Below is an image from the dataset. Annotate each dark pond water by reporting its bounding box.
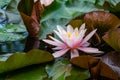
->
[0,38,26,54]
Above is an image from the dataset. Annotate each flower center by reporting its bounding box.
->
[67,31,79,38]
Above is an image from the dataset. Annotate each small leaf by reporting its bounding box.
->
[0,49,54,73]
[103,28,120,51]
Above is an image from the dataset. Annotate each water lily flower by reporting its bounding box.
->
[43,23,103,58]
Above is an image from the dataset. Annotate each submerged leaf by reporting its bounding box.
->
[0,49,54,73]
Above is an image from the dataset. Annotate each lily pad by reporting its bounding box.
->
[0,49,54,73]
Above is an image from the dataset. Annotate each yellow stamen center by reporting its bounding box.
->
[67,32,71,38]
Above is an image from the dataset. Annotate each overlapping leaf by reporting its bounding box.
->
[71,54,120,79]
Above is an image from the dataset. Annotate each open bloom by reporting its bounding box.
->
[43,23,103,58]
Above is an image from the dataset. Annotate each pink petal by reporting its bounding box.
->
[52,47,63,50]
[65,39,73,48]
[54,30,65,42]
[67,25,73,33]
[70,49,79,59]
[80,29,97,45]
[73,29,86,47]
[57,25,66,34]
[52,48,69,58]
[49,36,64,45]
[78,47,104,53]
[81,42,90,47]
[79,23,85,31]
[43,39,64,47]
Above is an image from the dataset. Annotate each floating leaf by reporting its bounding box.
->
[103,28,120,51]
[46,58,89,80]
[0,49,54,73]
[70,55,94,69]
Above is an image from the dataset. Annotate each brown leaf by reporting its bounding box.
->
[71,52,120,79]
[103,28,120,51]
[84,11,120,45]
[18,0,44,37]
[101,51,120,79]
[18,0,44,51]
[70,55,99,69]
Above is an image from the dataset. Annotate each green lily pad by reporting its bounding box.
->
[0,49,54,73]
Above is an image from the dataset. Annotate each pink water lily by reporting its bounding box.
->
[43,23,103,58]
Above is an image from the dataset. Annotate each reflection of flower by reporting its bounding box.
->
[43,23,103,58]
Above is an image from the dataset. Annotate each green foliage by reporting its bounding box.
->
[96,0,120,12]
[40,0,99,39]
[0,49,54,73]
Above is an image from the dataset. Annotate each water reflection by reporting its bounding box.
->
[0,38,26,54]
